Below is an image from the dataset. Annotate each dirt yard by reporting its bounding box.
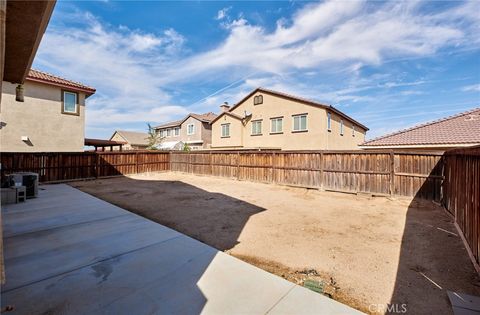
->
[70,173,480,314]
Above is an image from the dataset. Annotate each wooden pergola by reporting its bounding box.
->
[84,138,126,152]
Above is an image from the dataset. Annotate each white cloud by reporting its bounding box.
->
[462,84,480,92]
[182,1,469,77]
[33,1,479,137]
[216,7,231,20]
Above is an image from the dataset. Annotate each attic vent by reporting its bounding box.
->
[254,95,263,105]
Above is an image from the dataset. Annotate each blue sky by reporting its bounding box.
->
[33,0,480,140]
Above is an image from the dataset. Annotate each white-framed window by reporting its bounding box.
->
[221,123,230,137]
[292,114,307,132]
[270,117,283,133]
[352,125,355,137]
[174,127,180,136]
[62,91,78,114]
[159,130,166,137]
[254,95,263,105]
[251,120,262,135]
[167,129,172,137]
[187,124,195,135]
[327,112,331,131]
[340,119,344,136]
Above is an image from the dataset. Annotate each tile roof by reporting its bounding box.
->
[112,130,149,146]
[154,112,218,129]
[362,108,480,147]
[189,112,218,123]
[26,69,96,95]
[154,120,183,129]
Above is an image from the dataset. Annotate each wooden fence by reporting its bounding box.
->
[443,146,480,270]
[1,148,479,271]
[170,150,444,201]
[0,151,170,182]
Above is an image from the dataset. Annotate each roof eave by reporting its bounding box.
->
[3,1,56,84]
[26,77,96,96]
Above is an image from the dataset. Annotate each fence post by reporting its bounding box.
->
[95,153,100,178]
[389,151,395,196]
[320,151,324,190]
[272,152,276,183]
[236,151,240,180]
[209,151,213,175]
[135,151,139,174]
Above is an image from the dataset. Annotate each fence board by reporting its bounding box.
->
[443,146,480,270]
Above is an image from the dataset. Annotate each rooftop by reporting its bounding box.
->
[26,69,96,95]
[111,130,149,146]
[362,107,480,147]
[155,112,218,129]
[211,87,368,130]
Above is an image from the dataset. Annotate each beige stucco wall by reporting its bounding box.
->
[211,114,244,148]
[0,80,86,152]
[211,92,367,150]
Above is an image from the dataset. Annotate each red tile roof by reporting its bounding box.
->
[362,108,480,147]
[26,69,96,95]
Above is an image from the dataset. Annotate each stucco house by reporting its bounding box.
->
[1,69,95,152]
[360,107,480,151]
[210,88,368,150]
[110,130,149,150]
[154,112,217,150]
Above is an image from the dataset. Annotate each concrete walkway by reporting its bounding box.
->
[1,184,362,314]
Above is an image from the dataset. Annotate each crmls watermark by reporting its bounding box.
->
[368,303,407,314]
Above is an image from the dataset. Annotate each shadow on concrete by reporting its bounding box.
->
[71,176,266,251]
[388,161,480,314]
[2,179,272,314]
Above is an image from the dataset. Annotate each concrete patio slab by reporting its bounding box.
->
[1,184,362,314]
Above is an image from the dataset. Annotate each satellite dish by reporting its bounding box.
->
[244,110,252,117]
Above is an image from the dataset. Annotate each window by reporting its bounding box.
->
[174,127,180,136]
[167,129,172,137]
[251,120,262,135]
[292,114,307,132]
[253,95,263,105]
[187,124,195,135]
[270,117,283,133]
[160,130,166,137]
[62,91,78,114]
[340,119,344,135]
[352,125,355,137]
[327,112,331,131]
[221,123,230,137]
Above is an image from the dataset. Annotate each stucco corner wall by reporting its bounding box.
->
[0,81,86,152]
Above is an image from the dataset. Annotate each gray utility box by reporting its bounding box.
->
[7,172,39,198]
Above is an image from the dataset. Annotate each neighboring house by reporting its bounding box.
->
[210,88,368,150]
[110,130,149,150]
[0,69,95,152]
[154,112,217,150]
[360,107,480,151]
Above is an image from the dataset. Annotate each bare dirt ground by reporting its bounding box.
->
[70,172,480,314]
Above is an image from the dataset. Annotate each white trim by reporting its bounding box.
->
[63,91,77,113]
[187,124,195,135]
[292,114,307,132]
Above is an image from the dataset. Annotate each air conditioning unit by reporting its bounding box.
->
[7,172,39,198]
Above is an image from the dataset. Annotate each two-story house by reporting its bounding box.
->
[210,88,368,150]
[154,112,217,150]
[0,69,96,152]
